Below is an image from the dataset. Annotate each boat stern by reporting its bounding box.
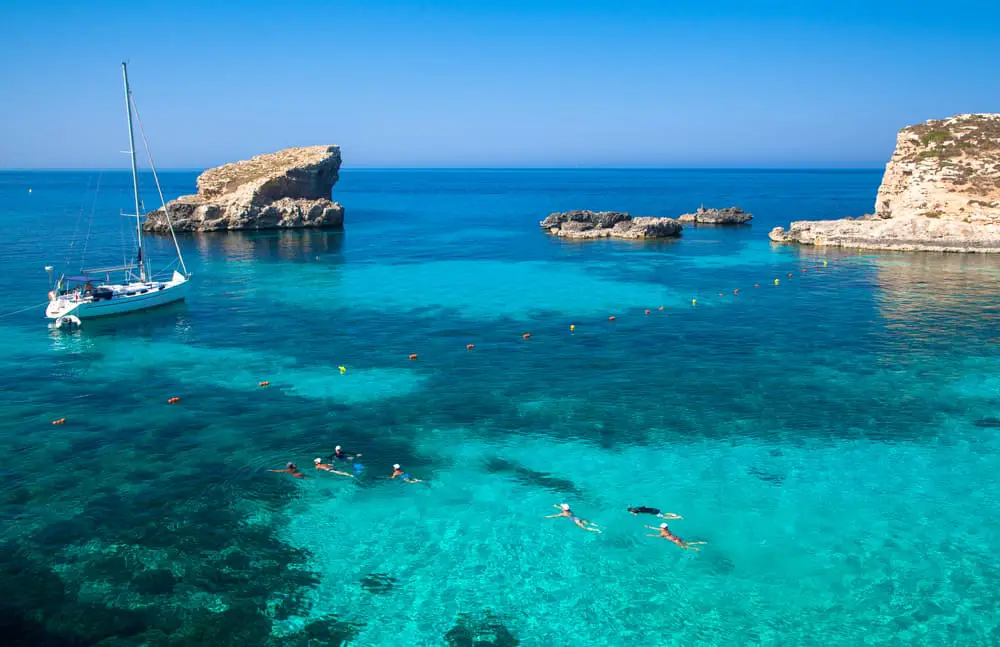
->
[46,298,79,319]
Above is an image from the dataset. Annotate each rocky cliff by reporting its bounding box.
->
[770,114,1000,252]
[144,145,344,233]
[540,211,682,239]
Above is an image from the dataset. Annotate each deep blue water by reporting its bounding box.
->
[1,169,999,645]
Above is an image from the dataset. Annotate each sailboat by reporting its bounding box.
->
[45,62,190,324]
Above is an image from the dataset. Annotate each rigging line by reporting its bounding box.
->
[130,95,188,276]
[64,174,94,268]
[79,170,104,270]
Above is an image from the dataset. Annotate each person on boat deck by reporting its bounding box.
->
[390,463,422,483]
[628,506,682,520]
[328,445,361,462]
[545,503,602,533]
[269,462,305,479]
[314,457,354,478]
[646,522,705,551]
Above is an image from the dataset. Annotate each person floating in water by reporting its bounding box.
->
[546,503,602,533]
[269,462,306,479]
[390,463,422,483]
[646,522,705,551]
[328,445,361,463]
[628,506,682,520]
[314,457,354,478]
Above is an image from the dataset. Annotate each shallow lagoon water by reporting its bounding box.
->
[1,169,999,645]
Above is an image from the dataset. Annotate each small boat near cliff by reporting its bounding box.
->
[45,62,190,322]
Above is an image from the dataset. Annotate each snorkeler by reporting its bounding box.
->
[545,503,602,533]
[390,463,422,483]
[646,523,705,551]
[314,458,355,478]
[628,506,682,520]
[328,445,362,462]
[269,462,306,479]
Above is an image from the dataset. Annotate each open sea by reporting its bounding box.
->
[1,168,999,646]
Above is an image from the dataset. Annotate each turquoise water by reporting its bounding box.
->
[2,169,999,645]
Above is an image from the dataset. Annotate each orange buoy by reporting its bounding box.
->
[167,397,180,404]
[409,354,418,360]
[522,333,531,339]
[466,344,475,350]
[258,381,270,387]
[52,418,66,425]
[733,289,739,295]
[608,316,616,321]
[644,309,650,315]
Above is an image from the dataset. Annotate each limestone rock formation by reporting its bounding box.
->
[678,206,752,225]
[144,145,344,233]
[770,114,1000,252]
[540,210,682,239]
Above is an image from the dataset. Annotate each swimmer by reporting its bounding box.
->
[390,463,423,483]
[269,462,306,479]
[628,506,682,520]
[646,523,705,551]
[545,503,602,533]
[328,445,361,462]
[313,457,354,478]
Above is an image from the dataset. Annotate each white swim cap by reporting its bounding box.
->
[660,522,668,528]
[335,445,341,451]
[393,464,400,469]
[314,458,322,464]
[560,503,570,510]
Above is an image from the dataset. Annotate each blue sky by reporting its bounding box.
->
[1,0,998,168]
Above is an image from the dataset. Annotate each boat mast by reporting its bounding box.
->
[122,62,146,282]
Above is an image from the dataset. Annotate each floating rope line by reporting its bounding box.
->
[0,300,52,320]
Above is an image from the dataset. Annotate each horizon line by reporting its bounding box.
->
[0,166,885,172]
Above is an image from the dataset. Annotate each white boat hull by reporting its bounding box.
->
[46,273,189,320]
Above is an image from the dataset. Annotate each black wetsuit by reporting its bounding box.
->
[628,506,661,516]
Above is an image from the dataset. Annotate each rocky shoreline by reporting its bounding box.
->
[540,205,749,240]
[540,211,682,239]
[144,145,344,233]
[678,206,752,225]
[770,113,1000,253]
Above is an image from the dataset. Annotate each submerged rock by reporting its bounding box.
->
[770,114,1000,252]
[678,205,753,224]
[444,610,520,647]
[540,210,682,239]
[144,145,344,233]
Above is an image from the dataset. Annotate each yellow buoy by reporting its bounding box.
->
[823,260,828,266]
[774,278,780,285]
[570,324,575,332]
[691,299,697,306]
[338,366,346,374]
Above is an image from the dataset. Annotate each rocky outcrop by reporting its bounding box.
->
[770,114,1000,252]
[144,145,344,233]
[540,210,682,239]
[678,206,752,225]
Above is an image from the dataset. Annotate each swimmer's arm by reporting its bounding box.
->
[544,513,563,518]
[331,470,354,477]
[659,513,683,520]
